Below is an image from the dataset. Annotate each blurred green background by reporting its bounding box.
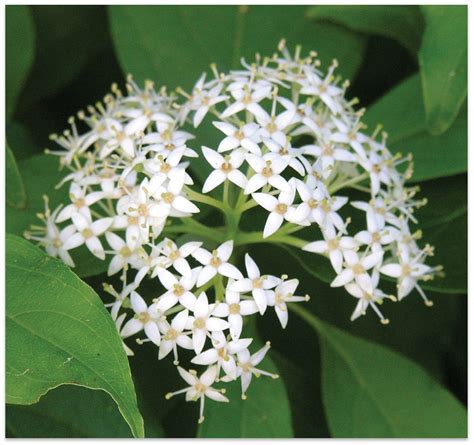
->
[5,5,467,438]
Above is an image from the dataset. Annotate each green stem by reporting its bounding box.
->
[234,231,307,249]
[328,172,369,194]
[162,220,225,244]
[195,275,218,296]
[223,180,230,205]
[214,274,225,301]
[185,187,228,213]
[164,304,184,316]
[182,218,226,242]
[239,197,258,213]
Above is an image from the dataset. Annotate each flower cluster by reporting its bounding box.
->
[25,41,441,422]
[179,40,442,321]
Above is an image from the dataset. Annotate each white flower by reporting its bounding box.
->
[100,121,137,159]
[352,198,400,232]
[302,138,356,174]
[380,248,436,303]
[312,194,349,233]
[201,146,248,193]
[120,177,168,237]
[355,226,399,253]
[115,313,136,356]
[140,149,186,180]
[25,201,76,267]
[345,273,396,324]
[112,213,147,251]
[157,309,193,363]
[330,115,368,159]
[229,254,280,314]
[191,331,252,380]
[165,366,228,424]
[153,169,200,216]
[62,213,112,259]
[331,250,384,294]
[359,150,396,196]
[256,103,295,143]
[120,291,163,345]
[122,106,170,136]
[222,281,259,340]
[142,126,197,158]
[154,267,200,312]
[186,292,230,353]
[262,136,308,176]
[267,278,309,328]
[244,153,290,194]
[303,226,357,273]
[189,74,228,127]
[252,187,303,238]
[55,184,105,223]
[222,342,278,400]
[213,121,261,155]
[159,238,202,277]
[105,232,140,276]
[103,280,137,321]
[47,118,96,165]
[192,240,243,287]
[221,83,271,121]
[299,64,343,114]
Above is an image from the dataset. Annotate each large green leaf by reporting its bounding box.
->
[264,336,330,437]
[422,212,466,294]
[20,6,111,104]
[6,5,35,120]
[291,305,467,438]
[417,174,467,229]
[364,74,466,181]
[6,122,41,161]
[109,5,366,90]
[6,154,108,278]
[307,5,424,57]
[419,6,467,135]
[6,386,132,438]
[6,235,144,438]
[6,142,27,210]
[197,324,293,438]
[415,174,467,294]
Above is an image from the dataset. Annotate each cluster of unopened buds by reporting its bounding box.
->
[25,40,442,423]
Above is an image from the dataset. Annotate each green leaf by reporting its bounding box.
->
[6,386,132,438]
[364,74,466,181]
[269,345,330,437]
[417,174,467,229]
[197,324,293,438]
[307,5,424,57]
[6,154,108,278]
[419,6,467,135]
[6,5,35,120]
[20,6,111,104]
[6,234,144,438]
[6,122,41,161]
[109,5,366,91]
[291,305,467,438]
[6,142,27,210]
[422,212,466,294]
[415,175,467,294]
